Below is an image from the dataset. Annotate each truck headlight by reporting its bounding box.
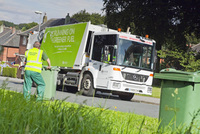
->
[112,82,121,89]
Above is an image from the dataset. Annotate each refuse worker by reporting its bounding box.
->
[23,41,51,101]
[101,47,111,63]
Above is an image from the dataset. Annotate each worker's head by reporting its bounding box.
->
[33,41,41,49]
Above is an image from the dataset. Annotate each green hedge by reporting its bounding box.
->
[2,67,17,78]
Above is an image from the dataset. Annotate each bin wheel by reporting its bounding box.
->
[81,73,95,96]
[119,93,134,101]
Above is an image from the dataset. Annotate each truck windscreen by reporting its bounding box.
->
[117,38,153,70]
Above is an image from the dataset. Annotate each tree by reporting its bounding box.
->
[103,0,200,72]
[72,10,90,22]
[0,20,16,27]
[72,10,105,25]
[19,22,37,31]
[90,13,105,25]
[185,33,200,45]
[0,20,38,31]
[158,49,200,72]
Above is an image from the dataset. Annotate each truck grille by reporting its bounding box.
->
[121,72,149,82]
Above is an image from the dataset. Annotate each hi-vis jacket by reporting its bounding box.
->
[25,48,43,73]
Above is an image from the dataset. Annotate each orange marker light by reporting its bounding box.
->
[113,67,121,71]
[118,28,121,32]
[149,74,154,77]
[145,35,149,38]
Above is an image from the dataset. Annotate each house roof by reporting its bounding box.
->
[19,18,78,36]
[0,27,12,44]
[0,17,78,48]
[2,32,20,47]
[0,26,20,47]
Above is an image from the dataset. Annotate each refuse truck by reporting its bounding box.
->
[38,21,156,100]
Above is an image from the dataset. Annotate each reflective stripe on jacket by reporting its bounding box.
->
[25,48,43,73]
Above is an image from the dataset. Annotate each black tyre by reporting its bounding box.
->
[81,73,95,96]
[119,93,134,101]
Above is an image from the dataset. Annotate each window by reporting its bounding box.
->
[117,38,153,70]
[85,31,93,53]
[22,36,27,45]
[92,34,117,62]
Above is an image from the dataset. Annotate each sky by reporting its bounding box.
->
[0,0,104,24]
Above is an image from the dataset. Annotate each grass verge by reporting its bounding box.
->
[136,86,161,98]
[0,87,198,133]
[0,89,161,134]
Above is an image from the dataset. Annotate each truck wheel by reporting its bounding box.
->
[119,93,134,101]
[81,74,95,96]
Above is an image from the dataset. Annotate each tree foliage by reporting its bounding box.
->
[103,0,200,48]
[18,22,38,31]
[185,33,200,45]
[103,0,200,72]
[0,20,38,31]
[72,10,105,25]
[158,49,200,72]
[0,20,17,28]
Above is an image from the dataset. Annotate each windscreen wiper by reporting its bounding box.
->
[121,66,126,70]
[137,69,142,72]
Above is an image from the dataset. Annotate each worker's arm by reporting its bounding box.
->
[46,58,51,69]
[42,51,51,69]
[19,58,27,69]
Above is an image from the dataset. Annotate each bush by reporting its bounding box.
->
[2,67,17,78]
[158,49,200,72]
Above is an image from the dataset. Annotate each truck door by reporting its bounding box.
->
[91,34,117,88]
[97,63,111,88]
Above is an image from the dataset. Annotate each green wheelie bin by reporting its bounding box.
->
[41,66,60,100]
[154,68,200,132]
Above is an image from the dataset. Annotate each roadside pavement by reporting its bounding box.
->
[132,95,160,105]
[0,76,24,83]
[0,76,160,105]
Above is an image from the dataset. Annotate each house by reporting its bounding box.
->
[0,25,20,64]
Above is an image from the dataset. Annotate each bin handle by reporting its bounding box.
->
[42,66,60,71]
[42,66,52,71]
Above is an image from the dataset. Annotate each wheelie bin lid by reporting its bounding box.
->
[154,68,200,82]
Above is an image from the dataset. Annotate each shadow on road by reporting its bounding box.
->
[56,86,120,101]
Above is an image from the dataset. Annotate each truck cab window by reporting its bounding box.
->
[85,31,93,54]
[92,34,117,62]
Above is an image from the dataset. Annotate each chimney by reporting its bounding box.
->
[0,25,4,33]
[42,12,47,23]
[12,27,16,34]
[65,13,70,24]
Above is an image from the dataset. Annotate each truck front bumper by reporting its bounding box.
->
[109,80,152,95]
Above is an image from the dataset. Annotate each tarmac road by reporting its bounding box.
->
[0,76,160,118]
